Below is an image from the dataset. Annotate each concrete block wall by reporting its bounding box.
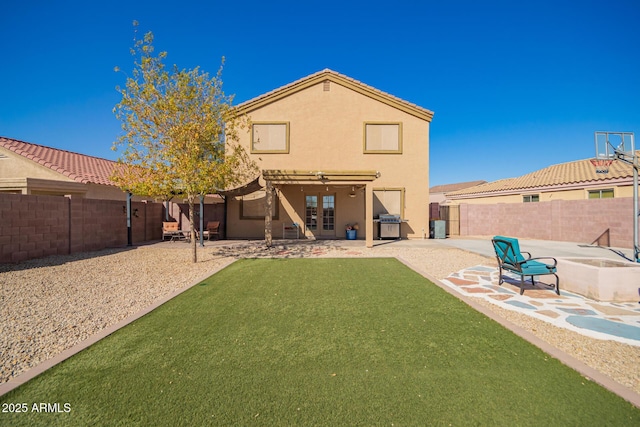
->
[459,198,636,248]
[1,194,71,263]
[141,202,164,242]
[0,194,166,263]
[553,198,633,247]
[71,198,129,253]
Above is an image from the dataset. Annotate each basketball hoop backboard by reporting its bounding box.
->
[592,131,639,263]
[594,131,635,161]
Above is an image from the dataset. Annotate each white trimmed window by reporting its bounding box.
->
[364,123,402,153]
[251,122,289,153]
[523,194,539,203]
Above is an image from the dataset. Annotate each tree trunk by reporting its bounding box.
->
[189,197,197,263]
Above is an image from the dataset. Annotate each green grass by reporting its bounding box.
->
[1,258,639,426]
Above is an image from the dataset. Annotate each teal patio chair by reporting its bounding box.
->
[491,236,560,295]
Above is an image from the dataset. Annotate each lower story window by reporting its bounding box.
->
[373,188,404,217]
[240,190,279,219]
[523,194,539,203]
[588,189,614,199]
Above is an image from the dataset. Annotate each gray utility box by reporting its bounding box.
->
[430,220,446,239]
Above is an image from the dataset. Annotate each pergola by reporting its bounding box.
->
[236,169,381,247]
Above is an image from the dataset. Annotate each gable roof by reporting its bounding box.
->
[0,137,118,186]
[429,180,487,194]
[235,69,434,122]
[447,155,638,198]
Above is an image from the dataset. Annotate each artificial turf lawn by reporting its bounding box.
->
[1,258,639,426]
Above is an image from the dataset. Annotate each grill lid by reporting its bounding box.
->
[379,214,401,223]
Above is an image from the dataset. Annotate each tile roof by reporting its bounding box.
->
[236,69,434,122]
[429,180,487,194]
[0,137,118,186]
[447,154,638,197]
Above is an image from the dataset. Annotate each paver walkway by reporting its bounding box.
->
[441,265,640,346]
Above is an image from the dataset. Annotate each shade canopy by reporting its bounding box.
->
[217,176,263,197]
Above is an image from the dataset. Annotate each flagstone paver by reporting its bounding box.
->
[441,265,640,347]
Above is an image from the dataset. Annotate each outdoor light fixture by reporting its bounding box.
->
[349,186,356,198]
[123,206,139,217]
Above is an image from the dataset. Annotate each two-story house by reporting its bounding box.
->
[225,69,434,247]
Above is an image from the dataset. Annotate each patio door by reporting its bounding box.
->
[305,194,336,237]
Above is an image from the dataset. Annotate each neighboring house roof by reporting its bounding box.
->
[447,155,638,198]
[0,136,118,186]
[429,180,487,194]
[235,69,434,122]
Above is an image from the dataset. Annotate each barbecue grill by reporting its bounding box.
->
[376,214,403,240]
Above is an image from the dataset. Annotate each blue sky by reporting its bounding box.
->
[1,0,638,186]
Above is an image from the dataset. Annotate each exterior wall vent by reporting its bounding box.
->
[323,80,330,91]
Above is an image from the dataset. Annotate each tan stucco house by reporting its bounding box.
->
[429,180,487,204]
[445,155,639,204]
[225,69,434,247]
[0,137,223,204]
[2,70,434,247]
[0,137,130,200]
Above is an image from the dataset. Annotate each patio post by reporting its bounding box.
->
[365,182,373,248]
[265,180,273,247]
[199,195,204,247]
[126,192,133,246]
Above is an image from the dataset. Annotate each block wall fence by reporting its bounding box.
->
[4,193,635,263]
[458,198,636,249]
[0,193,225,263]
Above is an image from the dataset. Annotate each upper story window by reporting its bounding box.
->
[523,194,539,203]
[251,122,289,153]
[588,189,614,199]
[363,122,402,154]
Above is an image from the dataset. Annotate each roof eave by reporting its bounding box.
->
[234,70,434,122]
[447,176,636,199]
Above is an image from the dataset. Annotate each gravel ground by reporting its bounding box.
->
[1,240,638,396]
